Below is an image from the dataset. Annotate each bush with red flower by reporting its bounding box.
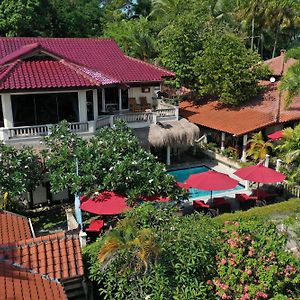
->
[212,219,300,299]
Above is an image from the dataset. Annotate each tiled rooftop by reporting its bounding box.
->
[0,37,175,91]
[0,232,84,280]
[180,81,300,136]
[265,50,297,76]
[0,262,67,300]
[0,211,32,244]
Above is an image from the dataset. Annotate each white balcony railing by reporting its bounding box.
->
[1,106,179,143]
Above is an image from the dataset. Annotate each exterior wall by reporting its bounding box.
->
[264,124,284,135]
[128,86,159,105]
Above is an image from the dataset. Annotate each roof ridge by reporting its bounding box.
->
[0,60,21,82]
[59,59,102,86]
[125,55,175,76]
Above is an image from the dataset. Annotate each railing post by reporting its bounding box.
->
[88,120,96,134]
[47,124,52,136]
[264,154,270,167]
[175,106,179,120]
[0,128,9,143]
[153,113,157,124]
[109,115,114,127]
[276,159,282,172]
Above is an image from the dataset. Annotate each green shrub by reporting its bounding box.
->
[214,198,300,224]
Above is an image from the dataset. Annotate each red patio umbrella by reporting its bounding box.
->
[80,191,130,215]
[233,163,285,183]
[184,170,239,199]
[176,181,189,191]
[267,130,283,141]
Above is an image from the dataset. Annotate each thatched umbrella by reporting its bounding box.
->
[148,118,200,148]
[148,118,200,164]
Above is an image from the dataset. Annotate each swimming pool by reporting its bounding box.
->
[168,165,244,199]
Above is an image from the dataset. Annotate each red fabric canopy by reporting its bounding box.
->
[184,170,239,191]
[80,191,130,215]
[86,219,104,232]
[267,130,283,141]
[234,163,285,183]
[176,181,189,191]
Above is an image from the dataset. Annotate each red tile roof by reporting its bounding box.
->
[0,211,32,244]
[180,81,300,136]
[0,37,174,91]
[0,59,121,91]
[0,262,67,300]
[0,232,84,280]
[265,50,297,76]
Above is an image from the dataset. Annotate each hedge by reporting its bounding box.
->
[214,198,300,224]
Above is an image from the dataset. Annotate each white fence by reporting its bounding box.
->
[1,106,179,142]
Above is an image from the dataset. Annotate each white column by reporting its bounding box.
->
[264,154,270,167]
[102,88,106,112]
[276,159,282,172]
[221,132,225,151]
[166,145,171,165]
[118,88,122,111]
[93,90,98,120]
[1,94,13,128]
[241,134,248,162]
[78,91,87,122]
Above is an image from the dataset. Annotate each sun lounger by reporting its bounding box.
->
[235,193,258,210]
[193,200,218,217]
[212,197,231,213]
[252,189,278,203]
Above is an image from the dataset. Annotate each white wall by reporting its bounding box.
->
[128,86,159,105]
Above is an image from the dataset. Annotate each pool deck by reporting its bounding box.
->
[169,159,251,203]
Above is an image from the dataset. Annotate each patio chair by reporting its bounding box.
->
[128,97,142,112]
[235,193,257,210]
[139,97,151,110]
[212,197,231,213]
[252,189,278,203]
[193,200,219,217]
[85,219,104,240]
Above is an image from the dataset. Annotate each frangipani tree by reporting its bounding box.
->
[0,142,42,208]
[42,121,186,204]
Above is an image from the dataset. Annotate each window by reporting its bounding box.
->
[11,92,79,126]
[121,89,128,110]
[141,87,150,93]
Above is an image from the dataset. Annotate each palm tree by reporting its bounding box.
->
[246,131,273,162]
[276,125,300,184]
[279,47,300,108]
[98,218,160,274]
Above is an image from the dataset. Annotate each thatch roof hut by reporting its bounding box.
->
[148,118,200,148]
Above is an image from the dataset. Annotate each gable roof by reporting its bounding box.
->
[180,81,300,136]
[0,262,67,300]
[0,231,84,281]
[0,37,175,91]
[0,210,32,244]
[265,50,297,76]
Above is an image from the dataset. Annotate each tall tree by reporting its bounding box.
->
[193,29,268,105]
[279,47,300,108]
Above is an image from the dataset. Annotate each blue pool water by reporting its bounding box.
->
[168,165,244,199]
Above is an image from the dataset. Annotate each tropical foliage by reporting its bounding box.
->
[194,29,269,105]
[42,121,186,203]
[0,142,42,208]
[276,125,300,185]
[280,47,300,108]
[84,204,300,300]
[246,131,273,162]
